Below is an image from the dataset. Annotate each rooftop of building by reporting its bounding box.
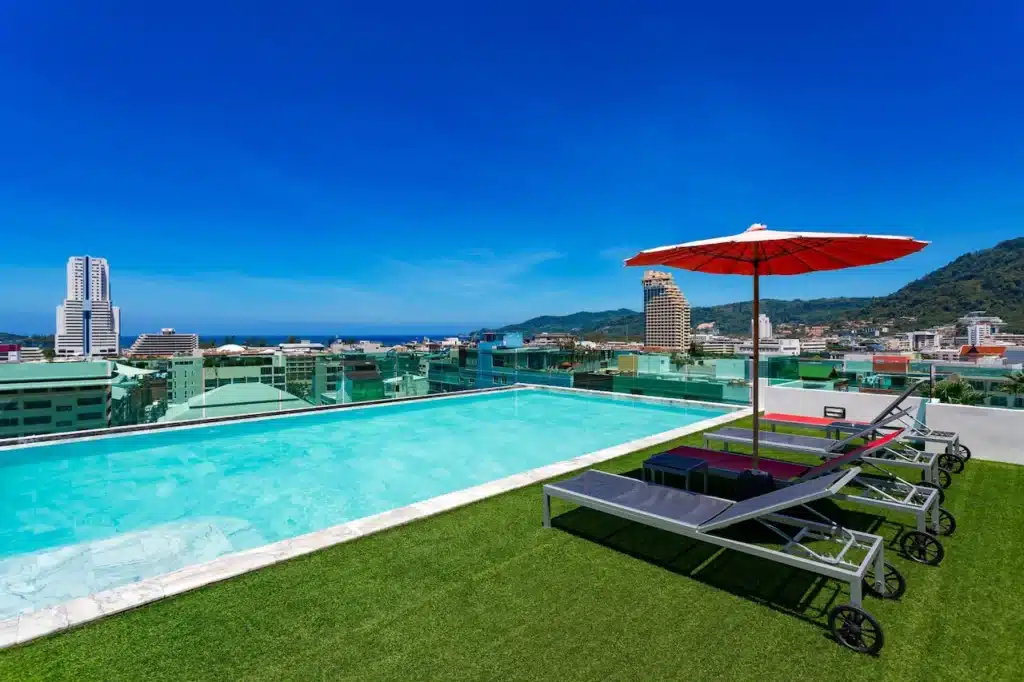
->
[959,345,1007,357]
[159,383,307,423]
[2,410,1020,680]
[344,370,383,381]
[278,342,326,351]
[0,361,112,384]
[489,346,569,355]
[112,363,156,378]
[133,329,198,337]
[383,374,427,385]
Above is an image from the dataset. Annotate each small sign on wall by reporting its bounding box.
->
[823,406,846,419]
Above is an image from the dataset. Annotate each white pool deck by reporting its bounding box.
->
[0,385,748,648]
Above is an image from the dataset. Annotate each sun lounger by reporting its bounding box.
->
[704,419,952,490]
[651,430,951,565]
[543,467,899,654]
[760,378,970,469]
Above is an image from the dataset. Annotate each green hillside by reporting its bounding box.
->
[692,298,869,334]
[854,237,1024,330]
[488,237,1024,336]
[494,309,640,334]
[488,298,869,337]
[0,332,54,346]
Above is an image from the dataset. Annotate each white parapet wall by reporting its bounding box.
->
[763,384,1023,465]
[763,385,928,424]
[925,402,1024,466]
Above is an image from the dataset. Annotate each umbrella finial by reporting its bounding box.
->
[747,223,767,232]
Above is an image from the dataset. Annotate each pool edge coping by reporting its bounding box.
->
[0,388,749,649]
[0,385,520,451]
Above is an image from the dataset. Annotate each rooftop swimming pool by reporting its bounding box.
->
[0,387,734,621]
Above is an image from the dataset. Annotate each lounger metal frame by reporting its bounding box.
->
[542,469,889,609]
[761,416,963,459]
[704,425,944,487]
[670,448,943,534]
[763,377,965,457]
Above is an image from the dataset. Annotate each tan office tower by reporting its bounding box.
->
[642,270,691,350]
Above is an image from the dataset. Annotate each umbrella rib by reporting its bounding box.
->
[808,236,908,266]
[787,240,857,270]
[802,239,860,267]
[681,250,745,271]
[763,241,816,273]
[787,241,840,270]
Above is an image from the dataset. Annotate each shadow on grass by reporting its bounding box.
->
[552,506,844,631]
[553,467,912,646]
[800,499,924,561]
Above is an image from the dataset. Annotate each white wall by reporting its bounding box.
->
[763,384,1023,465]
[926,402,1024,465]
[764,385,926,424]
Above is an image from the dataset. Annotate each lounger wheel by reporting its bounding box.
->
[956,444,971,462]
[828,605,884,655]
[938,453,965,475]
[900,530,945,566]
[916,480,946,504]
[863,561,906,600]
[937,467,952,489]
[938,507,957,536]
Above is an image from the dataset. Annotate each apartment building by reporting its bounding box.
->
[0,362,114,439]
[641,271,691,351]
[168,354,288,405]
[800,338,829,354]
[737,338,801,356]
[127,329,199,357]
[55,256,121,357]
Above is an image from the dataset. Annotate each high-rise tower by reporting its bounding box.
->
[642,270,691,350]
[56,256,121,357]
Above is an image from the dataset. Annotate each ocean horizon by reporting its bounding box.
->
[118,333,465,348]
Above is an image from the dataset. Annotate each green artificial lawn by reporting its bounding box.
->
[2,416,1023,681]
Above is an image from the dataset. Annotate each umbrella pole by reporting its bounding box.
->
[752,262,760,469]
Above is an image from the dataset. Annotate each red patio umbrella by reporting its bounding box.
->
[625,223,928,470]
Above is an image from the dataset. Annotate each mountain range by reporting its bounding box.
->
[487,237,1024,336]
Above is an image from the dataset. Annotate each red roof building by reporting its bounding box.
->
[959,345,1007,359]
[872,355,910,374]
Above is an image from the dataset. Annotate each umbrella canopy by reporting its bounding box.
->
[624,223,928,274]
[625,223,928,470]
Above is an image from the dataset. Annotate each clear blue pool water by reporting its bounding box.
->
[0,389,729,618]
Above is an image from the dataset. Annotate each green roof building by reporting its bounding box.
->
[0,362,116,439]
[159,383,307,423]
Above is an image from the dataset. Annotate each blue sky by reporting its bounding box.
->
[2,1,1022,334]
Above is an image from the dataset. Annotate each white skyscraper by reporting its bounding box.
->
[751,314,772,340]
[56,256,121,357]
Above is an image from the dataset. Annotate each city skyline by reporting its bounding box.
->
[2,3,1023,332]
[0,235,1017,336]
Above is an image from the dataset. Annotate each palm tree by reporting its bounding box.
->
[999,371,1024,395]
[999,371,1024,406]
[933,378,985,406]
